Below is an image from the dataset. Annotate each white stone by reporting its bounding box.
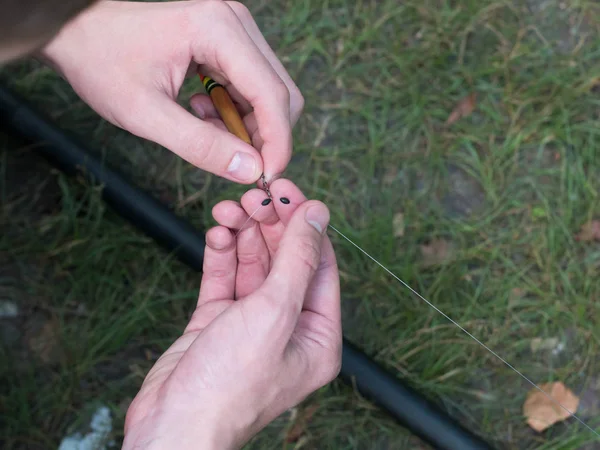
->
[58,406,112,450]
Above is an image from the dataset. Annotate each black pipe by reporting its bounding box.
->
[341,339,491,449]
[0,86,205,271]
[0,84,492,450]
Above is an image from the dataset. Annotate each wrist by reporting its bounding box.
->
[123,401,251,450]
[124,417,231,450]
[34,19,74,76]
[35,0,102,73]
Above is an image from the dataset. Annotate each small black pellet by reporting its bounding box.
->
[261,198,272,206]
[280,197,290,204]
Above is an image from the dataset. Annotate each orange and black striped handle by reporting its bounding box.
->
[199,74,252,146]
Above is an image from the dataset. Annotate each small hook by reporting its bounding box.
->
[260,174,272,199]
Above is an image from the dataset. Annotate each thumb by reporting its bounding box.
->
[259,201,330,314]
[126,92,263,183]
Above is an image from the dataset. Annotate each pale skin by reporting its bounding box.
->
[124,180,341,449]
[39,0,304,183]
[1,1,342,448]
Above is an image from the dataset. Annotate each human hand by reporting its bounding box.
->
[123,179,341,450]
[40,0,304,183]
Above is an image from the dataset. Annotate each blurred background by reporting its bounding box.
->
[1,0,600,448]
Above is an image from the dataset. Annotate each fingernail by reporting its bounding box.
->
[227,152,257,181]
[305,204,329,234]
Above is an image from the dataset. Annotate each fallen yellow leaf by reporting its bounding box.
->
[523,382,579,432]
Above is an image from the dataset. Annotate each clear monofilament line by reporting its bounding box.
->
[234,204,263,238]
[327,224,600,438]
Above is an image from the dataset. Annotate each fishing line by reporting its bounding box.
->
[195,73,597,437]
[234,203,265,238]
[234,177,274,238]
[327,224,600,438]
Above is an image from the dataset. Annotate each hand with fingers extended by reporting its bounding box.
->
[40,0,303,183]
[123,180,341,450]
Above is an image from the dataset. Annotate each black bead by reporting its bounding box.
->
[261,198,272,206]
[280,197,290,204]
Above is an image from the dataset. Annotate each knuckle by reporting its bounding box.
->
[202,0,232,16]
[294,238,321,273]
[256,82,292,141]
[226,1,252,20]
[316,253,337,274]
[290,85,305,115]
[190,126,219,169]
[237,251,262,266]
[193,0,237,31]
[272,80,291,107]
[204,268,230,281]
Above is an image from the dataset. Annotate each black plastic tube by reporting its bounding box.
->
[0,85,205,270]
[0,84,492,450]
[341,339,491,449]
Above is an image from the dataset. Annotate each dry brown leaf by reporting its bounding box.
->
[445,92,477,126]
[420,239,454,267]
[508,288,527,308]
[285,404,319,443]
[393,213,405,237]
[575,220,600,242]
[383,167,398,186]
[523,382,579,432]
[27,316,63,364]
[511,288,525,298]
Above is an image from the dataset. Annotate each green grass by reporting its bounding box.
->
[2,0,600,448]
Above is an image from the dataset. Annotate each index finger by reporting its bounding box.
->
[194,2,292,180]
[226,1,304,125]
